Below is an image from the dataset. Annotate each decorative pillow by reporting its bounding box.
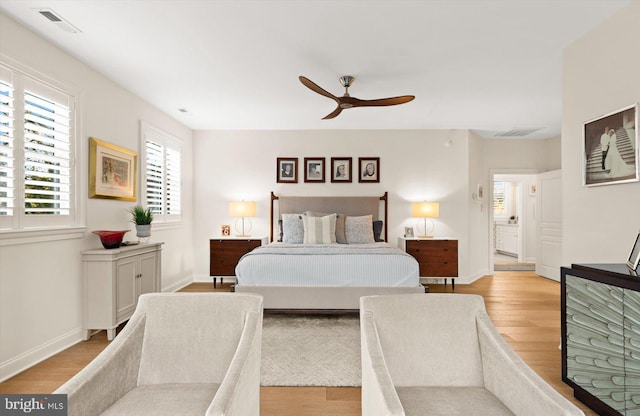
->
[304,211,346,244]
[277,219,283,242]
[281,214,304,244]
[345,215,375,244]
[373,220,384,242]
[302,213,337,244]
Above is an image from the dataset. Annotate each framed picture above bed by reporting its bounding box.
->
[277,157,298,183]
[359,157,380,183]
[583,103,638,187]
[304,157,325,183]
[331,157,352,183]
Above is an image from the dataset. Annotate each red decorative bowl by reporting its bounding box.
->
[92,230,129,249]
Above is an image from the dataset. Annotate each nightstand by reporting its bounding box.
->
[209,237,268,288]
[399,237,459,290]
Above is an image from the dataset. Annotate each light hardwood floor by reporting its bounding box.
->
[0,272,595,415]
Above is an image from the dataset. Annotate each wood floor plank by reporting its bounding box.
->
[0,272,597,415]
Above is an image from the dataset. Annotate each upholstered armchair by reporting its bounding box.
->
[55,292,263,416]
[360,294,584,416]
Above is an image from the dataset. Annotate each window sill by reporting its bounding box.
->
[151,221,183,231]
[0,226,87,246]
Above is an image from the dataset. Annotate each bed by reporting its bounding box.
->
[233,192,425,311]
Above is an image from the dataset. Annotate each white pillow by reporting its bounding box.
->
[303,213,337,244]
[345,215,375,244]
[281,214,304,244]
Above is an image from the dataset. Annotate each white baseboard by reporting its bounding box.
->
[163,276,194,293]
[0,328,84,383]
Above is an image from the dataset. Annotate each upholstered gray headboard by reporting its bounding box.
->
[270,191,388,242]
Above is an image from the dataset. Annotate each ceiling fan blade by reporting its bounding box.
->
[299,76,339,102]
[322,106,343,119]
[352,95,415,107]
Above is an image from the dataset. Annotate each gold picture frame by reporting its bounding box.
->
[89,137,137,201]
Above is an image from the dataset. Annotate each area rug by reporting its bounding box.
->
[260,314,361,387]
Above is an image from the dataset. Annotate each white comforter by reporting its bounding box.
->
[235,242,420,287]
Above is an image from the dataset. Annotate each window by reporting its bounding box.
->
[493,181,506,218]
[0,62,79,234]
[141,121,182,224]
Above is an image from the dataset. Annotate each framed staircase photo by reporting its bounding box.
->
[583,103,638,187]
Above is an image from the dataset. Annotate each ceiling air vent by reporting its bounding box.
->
[494,128,542,137]
[39,10,62,22]
[36,8,81,34]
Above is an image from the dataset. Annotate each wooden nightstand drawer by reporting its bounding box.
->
[416,260,457,277]
[401,238,459,283]
[209,238,264,276]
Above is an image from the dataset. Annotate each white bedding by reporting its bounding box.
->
[235,242,420,287]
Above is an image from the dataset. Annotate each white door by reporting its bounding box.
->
[536,169,562,281]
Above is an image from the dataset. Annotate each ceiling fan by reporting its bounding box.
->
[299,75,415,119]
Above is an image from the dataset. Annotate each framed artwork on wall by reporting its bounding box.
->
[583,103,638,187]
[359,157,380,183]
[89,137,137,201]
[304,157,325,183]
[628,232,640,271]
[331,157,352,183]
[277,157,298,183]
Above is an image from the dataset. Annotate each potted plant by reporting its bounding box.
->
[129,205,153,241]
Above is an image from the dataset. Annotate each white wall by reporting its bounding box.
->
[0,13,195,381]
[484,136,561,172]
[562,1,640,264]
[468,132,489,278]
[193,129,478,281]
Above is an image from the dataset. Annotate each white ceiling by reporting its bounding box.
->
[0,0,631,138]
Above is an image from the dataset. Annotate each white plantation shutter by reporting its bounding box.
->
[165,146,181,215]
[0,79,15,218]
[0,62,78,232]
[23,89,71,216]
[145,139,163,213]
[493,181,506,217]
[142,122,182,223]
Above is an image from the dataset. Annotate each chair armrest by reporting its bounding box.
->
[360,311,406,416]
[54,314,147,416]
[476,313,584,416]
[206,310,262,416]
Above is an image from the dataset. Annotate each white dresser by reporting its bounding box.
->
[82,242,163,340]
[495,224,518,256]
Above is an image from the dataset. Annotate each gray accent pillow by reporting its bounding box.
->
[345,215,375,244]
[281,213,304,244]
[304,211,347,244]
[302,213,337,244]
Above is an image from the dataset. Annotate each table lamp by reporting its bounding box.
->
[411,202,439,238]
[229,201,256,237]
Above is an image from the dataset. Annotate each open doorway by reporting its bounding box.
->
[491,173,537,272]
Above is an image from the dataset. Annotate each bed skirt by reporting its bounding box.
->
[233,285,427,311]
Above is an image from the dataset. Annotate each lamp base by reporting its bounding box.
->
[235,234,251,237]
[417,235,434,239]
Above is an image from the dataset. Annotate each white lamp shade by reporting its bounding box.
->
[229,201,257,217]
[411,202,440,218]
